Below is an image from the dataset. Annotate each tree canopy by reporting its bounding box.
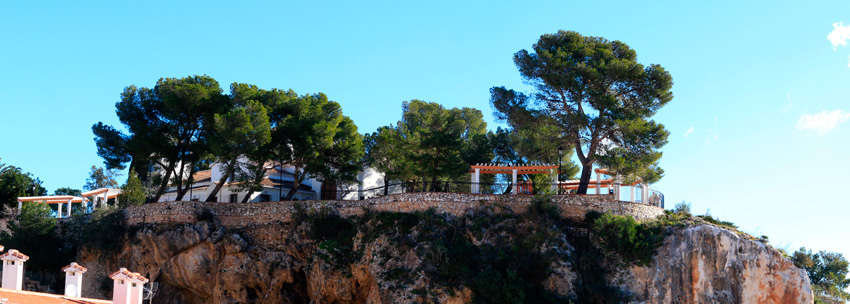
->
[204,83,272,202]
[275,93,364,200]
[793,248,850,303]
[93,76,364,202]
[93,75,226,202]
[0,159,46,210]
[83,166,120,191]
[365,100,493,190]
[491,30,673,194]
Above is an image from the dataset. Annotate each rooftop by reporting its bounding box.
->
[0,288,111,304]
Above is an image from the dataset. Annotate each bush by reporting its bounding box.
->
[1,202,66,271]
[698,215,737,229]
[673,201,691,214]
[592,213,666,265]
[471,269,526,304]
[78,207,127,255]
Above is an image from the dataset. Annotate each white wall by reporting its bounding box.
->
[64,271,83,297]
[112,279,131,304]
[1,260,23,290]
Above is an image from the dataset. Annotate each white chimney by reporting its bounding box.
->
[62,262,87,297]
[110,268,147,304]
[0,249,28,290]
[129,272,148,304]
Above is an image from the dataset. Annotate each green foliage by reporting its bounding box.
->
[697,215,738,229]
[673,201,691,214]
[0,163,46,210]
[78,207,127,256]
[364,125,411,185]
[366,100,493,187]
[471,269,526,304]
[84,166,121,191]
[204,84,272,202]
[306,206,359,266]
[491,30,673,193]
[491,127,580,182]
[92,75,226,202]
[276,93,365,200]
[121,168,146,207]
[792,248,850,303]
[54,187,82,196]
[2,202,65,271]
[592,214,666,266]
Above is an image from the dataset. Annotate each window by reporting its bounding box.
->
[70,273,75,276]
[132,283,137,287]
[119,280,124,285]
[259,194,271,202]
[229,194,238,203]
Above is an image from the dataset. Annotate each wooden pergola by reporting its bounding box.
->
[469,163,558,194]
[16,188,122,218]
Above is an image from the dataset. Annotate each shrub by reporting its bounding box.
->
[698,215,737,229]
[471,269,526,304]
[673,201,691,214]
[592,213,666,265]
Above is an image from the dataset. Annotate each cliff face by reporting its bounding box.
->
[614,225,812,303]
[74,205,812,304]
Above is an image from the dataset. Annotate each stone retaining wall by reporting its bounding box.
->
[124,193,664,228]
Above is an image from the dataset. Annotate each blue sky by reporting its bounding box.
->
[2,1,849,259]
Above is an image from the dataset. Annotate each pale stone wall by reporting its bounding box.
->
[124,193,664,228]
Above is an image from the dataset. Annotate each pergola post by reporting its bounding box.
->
[613,176,621,201]
[550,169,558,193]
[16,201,21,215]
[595,171,601,195]
[58,202,63,219]
[511,169,517,195]
[471,168,480,194]
[630,185,635,203]
[67,199,72,218]
[102,192,108,207]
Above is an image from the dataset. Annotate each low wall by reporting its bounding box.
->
[123,193,665,228]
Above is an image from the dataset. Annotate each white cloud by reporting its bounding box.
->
[828,22,850,49]
[683,127,694,138]
[796,110,850,135]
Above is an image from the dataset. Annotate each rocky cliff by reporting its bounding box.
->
[72,201,812,304]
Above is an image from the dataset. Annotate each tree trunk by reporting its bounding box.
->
[241,167,267,203]
[205,160,235,202]
[284,174,304,201]
[383,174,389,196]
[576,163,593,194]
[151,162,176,203]
[175,164,188,200]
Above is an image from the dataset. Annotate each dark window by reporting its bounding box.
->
[229,194,238,203]
[260,194,271,202]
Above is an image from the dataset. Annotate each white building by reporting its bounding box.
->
[156,161,387,202]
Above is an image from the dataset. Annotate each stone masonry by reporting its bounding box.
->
[123,193,664,228]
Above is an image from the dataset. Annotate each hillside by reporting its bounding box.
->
[59,195,812,304]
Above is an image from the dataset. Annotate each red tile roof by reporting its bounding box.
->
[191,170,212,182]
[0,250,29,261]
[108,268,148,283]
[61,262,87,273]
[0,288,112,304]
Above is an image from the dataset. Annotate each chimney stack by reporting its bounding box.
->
[129,271,148,304]
[62,262,87,297]
[110,268,148,304]
[0,249,29,290]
